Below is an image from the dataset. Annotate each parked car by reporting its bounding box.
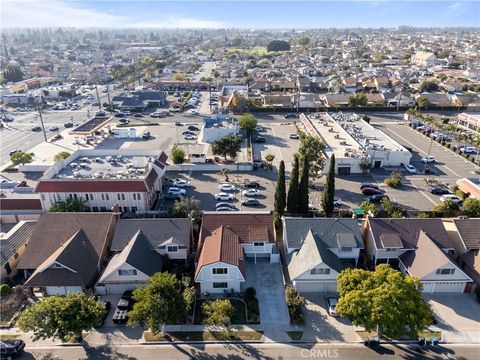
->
[9,149,21,157]
[31,126,42,132]
[215,192,235,201]
[284,113,298,119]
[368,194,389,203]
[360,183,379,190]
[168,187,186,196]
[64,122,74,128]
[191,110,198,115]
[244,181,260,188]
[172,180,192,187]
[48,125,59,131]
[216,206,238,212]
[114,112,126,118]
[218,184,236,192]
[362,187,385,196]
[112,291,133,324]
[326,297,339,317]
[216,202,236,209]
[182,131,195,136]
[429,187,451,195]
[252,136,266,143]
[95,111,106,117]
[421,155,435,163]
[255,125,264,132]
[0,339,25,357]
[188,125,200,131]
[119,119,129,124]
[241,198,260,207]
[404,164,417,174]
[439,194,463,204]
[184,134,197,140]
[149,112,164,118]
[242,189,260,197]
[289,133,300,139]
[175,121,182,126]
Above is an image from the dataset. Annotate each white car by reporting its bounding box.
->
[191,110,198,115]
[404,164,417,174]
[216,206,238,212]
[172,180,192,188]
[439,194,463,204]
[242,189,260,197]
[168,187,186,196]
[184,135,197,140]
[289,133,300,139]
[326,297,339,317]
[421,156,435,163]
[215,193,235,201]
[218,184,236,192]
[48,125,59,131]
[216,202,235,209]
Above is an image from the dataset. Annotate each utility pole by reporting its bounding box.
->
[423,136,434,174]
[95,84,101,110]
[106,85,112,110]
[35,103,48,142]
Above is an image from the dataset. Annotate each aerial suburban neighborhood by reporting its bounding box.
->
[0,1,479,359]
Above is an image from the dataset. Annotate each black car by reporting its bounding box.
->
[31,126,42,132]
[368,194,389,203]
[360,183,379,190]
[114,112,126,118]
[175,121,182,126]
[252,136,266,143]
[0,339,25,357]
[182,131,195,136]
[9,150,21,157]
[119,119,129,124]
[188,125,200,131]
[284,113,298,119]
[112,291,133,324]
[430,187,451,195]
[241,198,260,206]
[64,122,74,128]
[244,181,260,188]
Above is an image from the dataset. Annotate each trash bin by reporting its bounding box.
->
[431,337,439,346]
[418,337,426,346]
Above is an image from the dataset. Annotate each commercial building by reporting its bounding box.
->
[35,149,168,213]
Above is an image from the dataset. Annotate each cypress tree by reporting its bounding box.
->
[274,160,286,218]
[298,156,310,215]
[287,155,299,214]
[322,154,336,216]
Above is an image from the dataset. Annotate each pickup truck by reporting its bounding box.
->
[112,291,133,324]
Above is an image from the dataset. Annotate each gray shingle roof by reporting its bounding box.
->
[453,219,480,250]
[0,221,36,266]
[284,218,364,250]
[111,218,191,252]
[288,230,348,280]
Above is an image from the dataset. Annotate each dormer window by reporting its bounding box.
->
[310,267,330,275]
[253,242,264,247]
[436,268,455,275]
[386,248,397,252]
[340,247,352,252]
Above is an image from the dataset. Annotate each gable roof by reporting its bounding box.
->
[200,212,274,246]
[399,231,471,281]
[368,218,453,250]
[195,226,244,280]
[0,221,37,266]
[24,229,99,288]
[18,213,115,270]
[284,218,364,250]
[453,219,480,250]
[111,218,191,252]
[288,230,348,280]
[99,231,166,282]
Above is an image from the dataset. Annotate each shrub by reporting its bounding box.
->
[446,143,451,149]
[285,286,305,325]
[0,284,12,297]
[384,171,402,187]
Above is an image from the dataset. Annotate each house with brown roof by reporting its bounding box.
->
[365,218,471,293]
[17,213,116,296]
[195,212,276,293]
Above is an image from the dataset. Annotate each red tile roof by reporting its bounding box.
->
[35,180,148,193]
[0,199,42,210]
[145,169,158,189]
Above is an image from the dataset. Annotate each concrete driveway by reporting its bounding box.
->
[302,294,360,342]
[245,262,290,325]
[425,294,480,343]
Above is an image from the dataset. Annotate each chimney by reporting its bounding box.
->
[111,203,121,220]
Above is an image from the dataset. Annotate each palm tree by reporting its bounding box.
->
[218,168,230,182]
[49,198,87,212]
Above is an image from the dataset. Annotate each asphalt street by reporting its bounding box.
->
[18,343,479,360]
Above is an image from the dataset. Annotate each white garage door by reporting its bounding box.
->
[46,286,82,296]
[294,281,337,293]
[422,281,465,293]
[106,283,138,295]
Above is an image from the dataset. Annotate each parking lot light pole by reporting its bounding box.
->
[35,103,48,142]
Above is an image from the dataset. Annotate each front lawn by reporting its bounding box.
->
[144,330,263,342]
[357,330,442,341]
[194,298,247,325]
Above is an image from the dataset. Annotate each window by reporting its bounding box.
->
[133,193,136,200]
[90,193,94,200]
[92,207,99,212]
[41,194,46,201]
[340,247,353,252]
[386,248,397,252]
[105,194,110,201]
[167,246,178,252]
[73,194,78,200]
[253,242,264,247]
[101,194,105,201]
[212,268,228,275]
[310,268,331,275]
[69,194,73,200]
[213,282,228,289]
[137,193,141,200]
[132,207,138,212]
[436,268,455,275]
[13,252,19,260]
[117,194,121,201]
[85,194,89,200]
[121,194,125,200]
[118,269,137,276]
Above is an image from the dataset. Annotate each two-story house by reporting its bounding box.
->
[283,218,364,293]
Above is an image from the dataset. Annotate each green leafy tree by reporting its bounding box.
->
[432,198,461,217]
[128,272,186,333]
[297,36,310,46]
[170,145,186,165]
[172,72,187,81]
[360,201,376,214]
[239,113,257,136]
[202,299,234,327]
[53,151,71,162]
[181,275,196,315]
[18,293,106,342]
[461,198,480,217]
[267,40,291,52]
[417,96,428,109]
[348,93,368,107]
[212,135,242,161]
[171,196,200,220]
[218,168,230,182]
[287,155,300,214]
[298,135,325,178]
[419,80,439,93]
[274,160,287,218]
[49,198,87,212]
[10,151,34,166]
[384,171,402,187]
[381,198,407,218]
[265,153,275,170]
[322,154,336,216]
[285,286,305,325]
[336,264,432,338]
[298,155,310,215]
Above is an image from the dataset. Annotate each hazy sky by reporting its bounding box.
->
[1,0,479,28]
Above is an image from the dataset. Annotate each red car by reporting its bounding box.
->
[133,113,143,118]
[362,187,385,196]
